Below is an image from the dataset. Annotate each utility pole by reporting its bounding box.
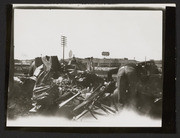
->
[61,35,67,62]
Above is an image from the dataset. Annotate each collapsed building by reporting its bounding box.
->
[7,56,162,120]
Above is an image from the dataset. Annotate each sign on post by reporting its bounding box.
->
[102,52,110,56]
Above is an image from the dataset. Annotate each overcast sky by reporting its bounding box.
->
[14,9,162,61]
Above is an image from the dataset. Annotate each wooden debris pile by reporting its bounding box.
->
[29,69,117,119]
[8,56,162,119]
[18,56,116,119]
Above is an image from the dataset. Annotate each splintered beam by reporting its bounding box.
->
[73,110,89,120]
[73,84,103,112]
[59,91,81,109]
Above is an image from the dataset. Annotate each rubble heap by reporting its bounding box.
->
[8,56,117,120]
[7,56,162,120]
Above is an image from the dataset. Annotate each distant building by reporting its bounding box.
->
[14,59,33,76]
[154,60,162,68]
[80,58,137,67]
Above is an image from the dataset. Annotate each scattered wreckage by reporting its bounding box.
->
[8,56,162,120]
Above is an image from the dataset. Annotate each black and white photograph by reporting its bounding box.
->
[6,4,175,128]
